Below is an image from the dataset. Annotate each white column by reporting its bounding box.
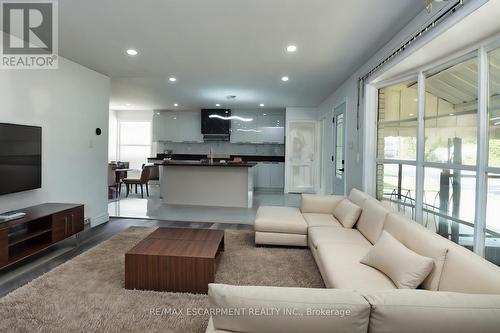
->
[415,72,426,223]
[474,47,489,257]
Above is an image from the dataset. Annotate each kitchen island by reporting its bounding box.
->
[157,161,256,208]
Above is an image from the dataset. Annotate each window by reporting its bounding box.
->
[423,167,476,247]
[376,81,417,215]
[424,58,478,166]
[486,174,500,264]
[375,53,493,259]
[486,47,500,264]
[118,121,151,170]
[335,113,344,179]
[376,163,416,218]
[488,48,500,167]
[377,82,418,161]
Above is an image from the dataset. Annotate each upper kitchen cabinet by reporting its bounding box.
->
[230,109,285,144]
[152,111,203,143]
[230,110,259,143]
[257,111,285,144]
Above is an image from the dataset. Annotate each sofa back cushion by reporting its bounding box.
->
[361,231,434,289]
[383,213,448,291]
[348,189,371,207]
[363,289,500,333]
[209,284,370,333]
[333,199,362,228]
[356,199,388,244]
[300,194,343,214]
[438,241,500,294]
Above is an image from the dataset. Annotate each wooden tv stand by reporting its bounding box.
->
[0,203,84,269]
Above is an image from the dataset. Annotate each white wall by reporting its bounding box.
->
[108,109,118,161]
[0,57,110,227]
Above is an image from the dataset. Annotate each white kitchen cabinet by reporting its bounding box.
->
[253,162,284,189]
[230,109,285,144]
[230,110,259,143]
[269,162,285,188]
[257,111,285,144]
[152,111,203,143]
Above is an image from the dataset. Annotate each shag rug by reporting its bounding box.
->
[0,227,324,333]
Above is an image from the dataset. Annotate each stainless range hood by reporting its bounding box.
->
[203,133,230,141]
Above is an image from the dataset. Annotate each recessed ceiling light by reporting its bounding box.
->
[263,113,267,116]
[174,103,179,107]
[449,113,455,116]
[286,45,297,52]
[281,76,289,82]
[126,49,138,56]
[169,77,177,82]
[125,103,131,106]
[216,104,221,107]
[259,104,265,107]
[409,113,414,116]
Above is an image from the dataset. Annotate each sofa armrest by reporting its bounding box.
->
[208,284,370,333]
[363,290,500,333]
[300,194,344,214]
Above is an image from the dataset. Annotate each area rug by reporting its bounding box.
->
[0,227,324,333]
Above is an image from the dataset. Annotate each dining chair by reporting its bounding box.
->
[108,163,120,197]
[123,165,151,198]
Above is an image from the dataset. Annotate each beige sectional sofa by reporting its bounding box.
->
[207,189,500,333]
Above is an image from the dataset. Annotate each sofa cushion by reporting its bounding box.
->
[348,188,371,207]
[300,194,344,214]
[208,284,371,333]
[302,213,342,228]
[384,213,448,291]
[439,241,500,294]
[308,226,371,249]
[363,289,500,333]
[356,199,388,244]
[255,232,307,247]
[254,206,307,235]
[316,242,396,290]
[361,231,434,289]
[334,199,362,228]
[206,317,233,333]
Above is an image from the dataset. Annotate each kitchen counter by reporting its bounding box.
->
[158,161,254,208]
[155,160,257,167]
[149,154,284,163]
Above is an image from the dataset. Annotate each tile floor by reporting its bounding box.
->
[108,185,300,224]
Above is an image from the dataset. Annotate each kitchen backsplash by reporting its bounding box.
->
[154,141,284,156]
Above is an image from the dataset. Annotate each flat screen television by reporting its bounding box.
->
[0,123,42,195]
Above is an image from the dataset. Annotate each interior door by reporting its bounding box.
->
[332,102,346,195]
[286,121,319,193]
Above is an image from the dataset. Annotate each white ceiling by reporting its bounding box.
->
[375,0,500,82]
[58,0,425,111]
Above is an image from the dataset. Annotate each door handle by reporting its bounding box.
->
[338,168,345,172]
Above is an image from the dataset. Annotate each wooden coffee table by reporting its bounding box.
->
[124,228,224,294]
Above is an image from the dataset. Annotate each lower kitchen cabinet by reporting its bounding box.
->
[254,162,284,189]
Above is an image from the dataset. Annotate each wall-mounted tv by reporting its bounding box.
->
[0,123,42,195]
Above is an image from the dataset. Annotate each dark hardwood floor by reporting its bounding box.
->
[0,218,252,297]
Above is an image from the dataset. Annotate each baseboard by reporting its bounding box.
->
[91,213,109,227]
